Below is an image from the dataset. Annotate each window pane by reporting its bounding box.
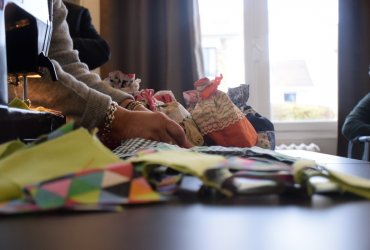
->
[268,0,338,122]
[199,0,245,92]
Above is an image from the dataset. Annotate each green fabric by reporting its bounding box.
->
[0,140,26,159]
[8,98,30,110]
[0,128,122,201]
[293,160,370,199]
[2,127,370,204]
[130,150,224,176]
[132,152,370,199]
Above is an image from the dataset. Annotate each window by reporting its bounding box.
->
[199,0,339,154]
[199,0,245,92]
[268,0,338,122]
[284,92,296,103]
[202,47,218,77]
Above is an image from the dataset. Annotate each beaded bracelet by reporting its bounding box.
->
[125,100,143,111]
[98,101,119,148]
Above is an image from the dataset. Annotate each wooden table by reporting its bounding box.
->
[1,150,370,250]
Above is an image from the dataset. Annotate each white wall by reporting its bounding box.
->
[275,122,338,155]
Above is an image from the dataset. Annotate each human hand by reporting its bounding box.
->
[131,103,150,112]
[111,107,192,148]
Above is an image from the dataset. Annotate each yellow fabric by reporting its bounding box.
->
[294,160,370,199]
[129,150,224,177]
[0,140,26,159]
[0,128,122,201]
[128,150,232,195]
[8,98,30,110]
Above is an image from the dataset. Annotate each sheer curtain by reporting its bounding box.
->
[100,0,204,104]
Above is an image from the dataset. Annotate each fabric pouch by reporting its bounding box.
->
[134,88,163,111]
[228,84,276,149]
[154,90,204,146]
[104,70,140,95]
[183,75,258,147]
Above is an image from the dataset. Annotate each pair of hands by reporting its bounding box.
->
[110,101,192,148]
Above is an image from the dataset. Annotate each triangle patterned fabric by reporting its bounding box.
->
[23,162,163,210]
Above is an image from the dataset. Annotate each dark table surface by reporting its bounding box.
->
[1,150,370,250]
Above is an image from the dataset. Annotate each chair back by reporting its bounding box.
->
[347,136,370,161]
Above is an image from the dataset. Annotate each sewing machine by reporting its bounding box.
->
[0,0,65,143]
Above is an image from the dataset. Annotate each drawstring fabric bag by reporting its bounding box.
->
[154,90,204,146]
[183,75,258,147]
[228,84,276,150]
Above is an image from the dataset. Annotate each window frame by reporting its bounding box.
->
[243,0,338,148]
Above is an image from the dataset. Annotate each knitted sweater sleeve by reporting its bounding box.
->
[342,92,370,140]
[27,0,133,129]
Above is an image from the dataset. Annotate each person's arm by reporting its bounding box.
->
[27,0,190,148]
[27,0,132,130]
[342,92,370,140]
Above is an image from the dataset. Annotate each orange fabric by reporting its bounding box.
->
[188,75,257,148]
[195,75,223,100]
[205,116,258,147]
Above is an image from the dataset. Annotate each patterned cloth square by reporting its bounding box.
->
[113,138,181,159]
[0,162,164,214]
[3,136,370,214]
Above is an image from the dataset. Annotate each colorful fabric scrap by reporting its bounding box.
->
[113,138,181,159]
[26,162,163,209]
[0,162,164,214]
[0,124,121,202]
[128,150,296,197]
[114,138,370,199]
[3,139,370,214]
[104,70,140,94]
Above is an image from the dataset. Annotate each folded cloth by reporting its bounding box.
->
[3,137,370,214]
[0,123,121,202]
[123,144,370,200]
[134,88,161,111]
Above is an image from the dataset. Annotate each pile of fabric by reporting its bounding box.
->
[1,72,367,214]
[104,71,275,149]
[1,123,370,214]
